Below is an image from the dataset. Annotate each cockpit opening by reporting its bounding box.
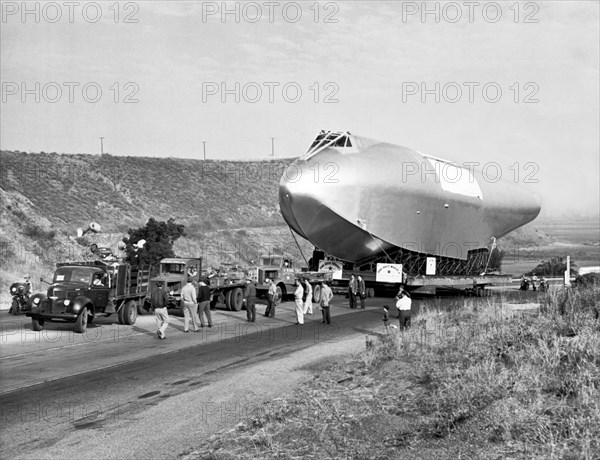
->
[303,130,354,160]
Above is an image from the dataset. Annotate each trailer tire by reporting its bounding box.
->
[230,288,244,311]
[312,284,321,304]
[122,300,138,325]
[225,290,233,311]
[74,307,88,333]
[32,317,44,331]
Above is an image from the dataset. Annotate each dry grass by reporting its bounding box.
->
[182,283,600,460]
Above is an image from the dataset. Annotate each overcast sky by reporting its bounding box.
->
[1,1,598,217]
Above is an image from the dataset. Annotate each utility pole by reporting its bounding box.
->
[100,137,104,155]
[202,141,206,160]
[271,137,275,157]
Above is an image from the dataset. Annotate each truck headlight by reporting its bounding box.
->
[64,299,71,306]
[33,297,41,305]
[11,287,16,293]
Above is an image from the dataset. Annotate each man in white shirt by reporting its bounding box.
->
[294,279,304,325]
[264,278,277,318]
[395,288,412,331]
[181,277,200,333]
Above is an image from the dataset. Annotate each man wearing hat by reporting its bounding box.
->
[244,279,257,322]
[23,274,33,295]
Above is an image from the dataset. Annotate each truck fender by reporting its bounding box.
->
[28,293,47,311]
[73,296,94,316]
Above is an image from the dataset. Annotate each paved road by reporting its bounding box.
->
[0,296,392,459]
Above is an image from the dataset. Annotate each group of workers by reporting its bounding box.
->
[292,278,334,325]
[149,275,412,340]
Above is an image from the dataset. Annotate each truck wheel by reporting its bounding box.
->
[11,299,19,315]
[122,300,138,325]
[74,307,88,333]
[32,317,44,331]
[312,284,321,303]
[230,288,244,311]
[275,285,285,305]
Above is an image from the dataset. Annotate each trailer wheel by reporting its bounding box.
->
[224,290,233,310]
[74,307,88,333]
[32,317,44,331]
[122,300,138,325]
[230,288,244,311]
[312,284,321,303]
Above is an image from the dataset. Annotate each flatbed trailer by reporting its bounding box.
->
[329,268,511,297]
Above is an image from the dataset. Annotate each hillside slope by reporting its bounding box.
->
[1,151,311,306]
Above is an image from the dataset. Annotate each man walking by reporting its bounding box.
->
[197,278,213,327]
[151,281,170,339]
[357,275,366,309]
[244,279,257,322]
[320,281,333,324]
[348,275,357,309]
[294,279,304,325]
[264,278,276,318]
[303,279,313,315]
[181,277,200,333]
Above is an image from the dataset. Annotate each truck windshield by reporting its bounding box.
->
[162,264,185,274]
[54,267,93,283]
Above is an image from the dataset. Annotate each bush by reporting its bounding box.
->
[23,224,56,241]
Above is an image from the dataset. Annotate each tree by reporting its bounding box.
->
[123,218,185,266]
[528,257,578,277]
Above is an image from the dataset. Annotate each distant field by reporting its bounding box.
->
[534,218,600,245]
[501,217,600,276]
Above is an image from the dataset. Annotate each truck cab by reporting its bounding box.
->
[251,254,331,304]
[27,264,111,333]
[27,261,151,333]
[151,258,202,308]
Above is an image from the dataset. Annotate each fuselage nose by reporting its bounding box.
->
[279,161,309,239]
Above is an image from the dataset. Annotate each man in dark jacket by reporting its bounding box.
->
[244,279,257,322]
[151,281,170,339]
[348,275,357,309]
[197,278,212,327]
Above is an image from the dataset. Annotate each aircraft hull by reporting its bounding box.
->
[279,134,541,263]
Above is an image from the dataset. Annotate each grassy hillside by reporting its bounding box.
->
[0,151,312,307]
[186,284,600,459]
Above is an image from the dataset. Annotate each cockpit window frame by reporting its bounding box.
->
[302,131,353,160]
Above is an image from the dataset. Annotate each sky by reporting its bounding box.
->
[1,1,599,218]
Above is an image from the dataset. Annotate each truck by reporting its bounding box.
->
[249,253,332,304]
[26,260,152,333]
[150,257,249,311]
